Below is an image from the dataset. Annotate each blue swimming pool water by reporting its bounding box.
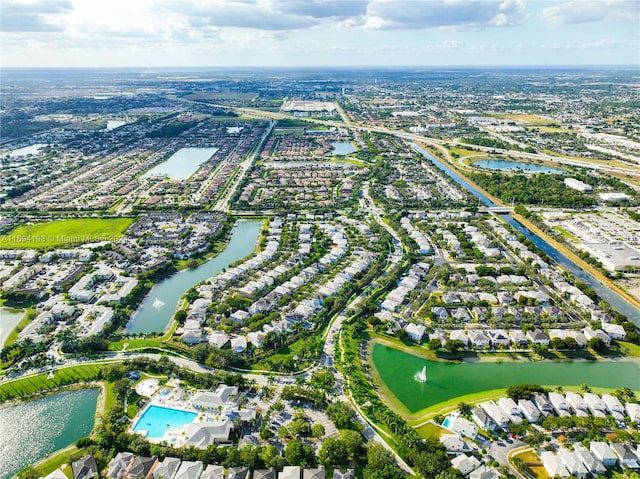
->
[133,405,197,438]
[442,417,452,428]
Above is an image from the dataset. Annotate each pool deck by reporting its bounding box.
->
[130,386,238,446]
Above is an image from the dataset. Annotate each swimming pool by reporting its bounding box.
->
[442,416,453,428]
[133,405,197,438]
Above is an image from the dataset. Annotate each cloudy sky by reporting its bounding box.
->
[1,0,638,67]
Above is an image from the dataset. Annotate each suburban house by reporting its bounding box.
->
[590,442,618,466]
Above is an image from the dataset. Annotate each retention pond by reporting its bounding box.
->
[372,344,640,414]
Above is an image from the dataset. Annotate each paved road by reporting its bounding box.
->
[213,119,275,211]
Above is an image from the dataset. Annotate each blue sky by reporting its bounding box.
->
[1,0,638,67]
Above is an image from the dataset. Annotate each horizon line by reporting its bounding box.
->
[1,64,639,70]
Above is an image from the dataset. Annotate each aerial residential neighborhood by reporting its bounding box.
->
[2,2,640,478]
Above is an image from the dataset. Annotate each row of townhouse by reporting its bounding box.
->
[472,392,640,432]
[542,442,640,478]
[380,262,430,312]
[103,454,347,479]
[413,325,624,349]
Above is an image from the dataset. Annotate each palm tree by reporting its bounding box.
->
[580,384,592,393]
[458,402,473,418]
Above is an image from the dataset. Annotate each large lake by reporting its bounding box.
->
[127,220,261,333]
[141,147,218,180]
[474,159,565,174]
[0,307,25,348]
[372,344,640,414]
[0,388,99,479]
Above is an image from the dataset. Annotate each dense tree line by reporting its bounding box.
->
[469,172,596,207]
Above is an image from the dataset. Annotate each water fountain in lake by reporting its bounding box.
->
[152,297,165,309]
[414,365,427,383]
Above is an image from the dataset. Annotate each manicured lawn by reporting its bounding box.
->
[0,218,134,249]
[28,446,77,478]
[513,449,548,479]
[0,364,103,400]
[415,422,449,440]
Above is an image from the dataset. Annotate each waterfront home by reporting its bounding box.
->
[548,329,587,347]
[303,466,326,479]
[601,323,626,340]
[626,402,640,424]
[517,399,540,423]
[602,394,626,420]
[590,442,618,466]
[174,461,204,479]
[526,329,550,346]
[548,392,572,417]
[182,320,203,344]
[451,454,481,475]
[481,402,509,429]
[441,434,467,454]
[557,448,588,478]
[488,329,510,348]
[540,451,569,478]
[152,457,181,479]
[44,470,68,479]
[124,456,158,479]
[583,393,607,418]
[468,331,491,348]
[72,455,99,479]
[450,330,469,347]
[565,392,589,417]
[200,465,224,479]
[279,466,301,479]
[405,323,426,342]
[610,443,640,469]
[497,397,522,423]
[471,407,497,431]
[583,327,611,346]
[448,416,478,439]
[573,444,606,477]
[108,452,135,479]
[508,330,528,348]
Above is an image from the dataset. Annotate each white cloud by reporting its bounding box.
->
[542,0,639,25]
[1,0,73,32]
[364,0,526,30]
[155,0,368,31]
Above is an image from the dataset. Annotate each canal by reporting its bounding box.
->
[127,220,262,333]
[411,144,640,323]
[0,388,99,479]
